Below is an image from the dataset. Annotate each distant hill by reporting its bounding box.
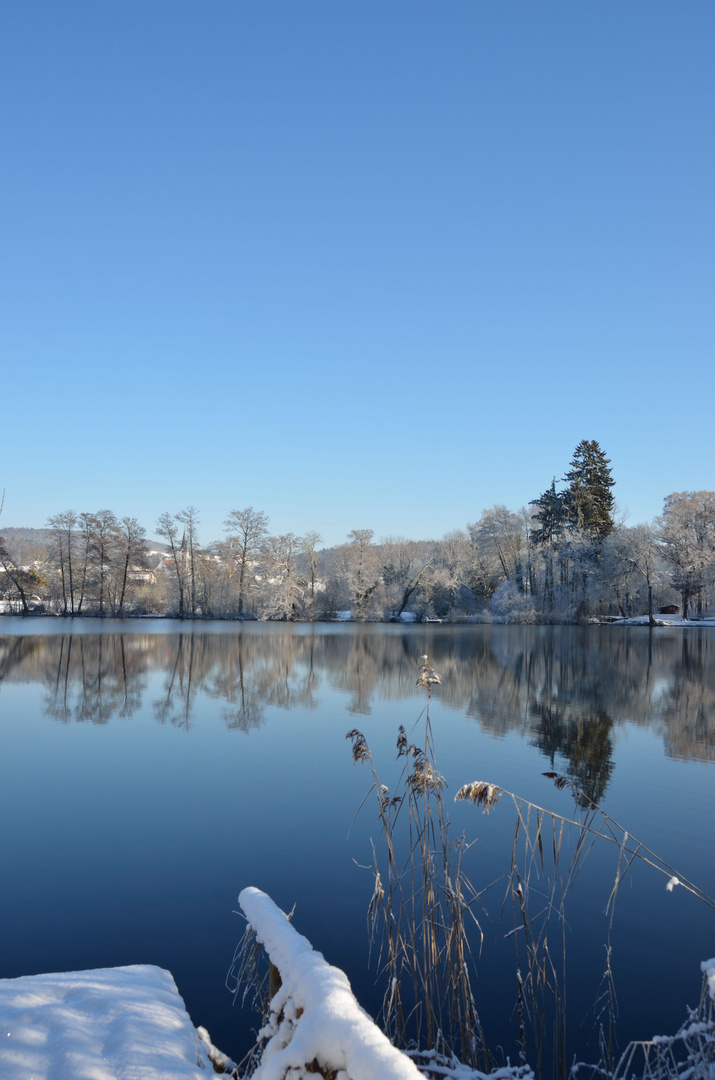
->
[0,526,169,561]
[0,527,54,561]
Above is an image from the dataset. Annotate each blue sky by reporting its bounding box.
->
[2,1,713,547]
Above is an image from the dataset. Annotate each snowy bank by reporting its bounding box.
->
[0,964,228,1079]
[1,928,710,1080]
[610,615,715,627]
[238,886,422,1080]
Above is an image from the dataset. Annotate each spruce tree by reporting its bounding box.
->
[562,439,615,538]
[529,478,565,545]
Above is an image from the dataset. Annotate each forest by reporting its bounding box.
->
[2,441,714,623]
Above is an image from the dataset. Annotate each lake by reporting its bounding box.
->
[0,618,713,1071]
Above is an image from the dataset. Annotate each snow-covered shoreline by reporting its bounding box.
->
[2,932,713,1080]
[2,608,715,627]
[0,964,235,1079]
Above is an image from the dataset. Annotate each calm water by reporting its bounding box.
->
[1,618,714,1067]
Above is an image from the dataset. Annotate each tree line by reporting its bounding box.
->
[1,440,714,621]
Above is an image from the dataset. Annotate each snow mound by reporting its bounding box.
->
[239,886,421,1079]
[0,964,214,1079]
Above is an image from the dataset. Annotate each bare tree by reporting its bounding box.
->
[341,529,381,621]
[223,507,269,617]
[0,535,36,613]
[299,531,323,618]
[428,529,473,617]
[87,510,121,615]
[380,536,431,619]
[176,506,200,615]
[75,512,95,614]
[262,533,304,620]
[470,505,528,588]
[157,511,186,616]
[116,517,148,616]
[194,547,223,618]
[47,510,79,614]
[610,524,662,623]
[466,512,511,603]
[658,491,715,619]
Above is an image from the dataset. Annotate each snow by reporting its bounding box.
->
[405,1050,533,1080]
[702,958,715,1003]
[0,918,710,1080]
[239,886,422,1080]
[610,615,715,627]
[0,965,217,1079]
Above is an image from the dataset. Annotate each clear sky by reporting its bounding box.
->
[2,1,713,547]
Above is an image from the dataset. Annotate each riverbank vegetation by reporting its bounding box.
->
[228,659,715,1079]
[339,660,715,1080]
[2,443,714,622]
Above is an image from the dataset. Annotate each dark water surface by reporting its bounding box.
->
[1,619,714,1067]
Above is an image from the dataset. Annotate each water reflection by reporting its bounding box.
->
[1,625,714,774]
[532,706,614,806]
[1,622,714,1066]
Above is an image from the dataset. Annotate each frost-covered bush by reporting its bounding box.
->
[489,581,538,623]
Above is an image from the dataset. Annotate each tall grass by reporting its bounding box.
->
[347,655,715,1080]
[346,655,491,1071]
[456,773,714,1080]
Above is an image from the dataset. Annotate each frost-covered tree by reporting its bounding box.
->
[562,440,615,538]
[658,491,715,619]
[157,511,187,616]
[223,507,269,617]
[379,536,431,619]
[608,523,664,622]
[299,531,323,620]
[427,529,473,617]
[46,509,125,616]
[261,533,304,620]
[341,529,381,621]
[84,510,121,615]
[555,530,605,619]
[175,506,200,616]
[47,510,79,614]
[115,517,148,616]
[75,513,95,614]
[468,506,529,601]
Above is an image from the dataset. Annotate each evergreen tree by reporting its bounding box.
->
[530,478,565,544]
[562,440,615,538]
[529,478,567,611]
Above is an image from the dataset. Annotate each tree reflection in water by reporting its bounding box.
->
[532,705,614,807]
[1,625,714,775]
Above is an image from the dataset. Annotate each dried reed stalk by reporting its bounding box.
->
[347,656,492,1071]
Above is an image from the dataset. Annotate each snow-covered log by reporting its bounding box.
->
[238,886,422,1080]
